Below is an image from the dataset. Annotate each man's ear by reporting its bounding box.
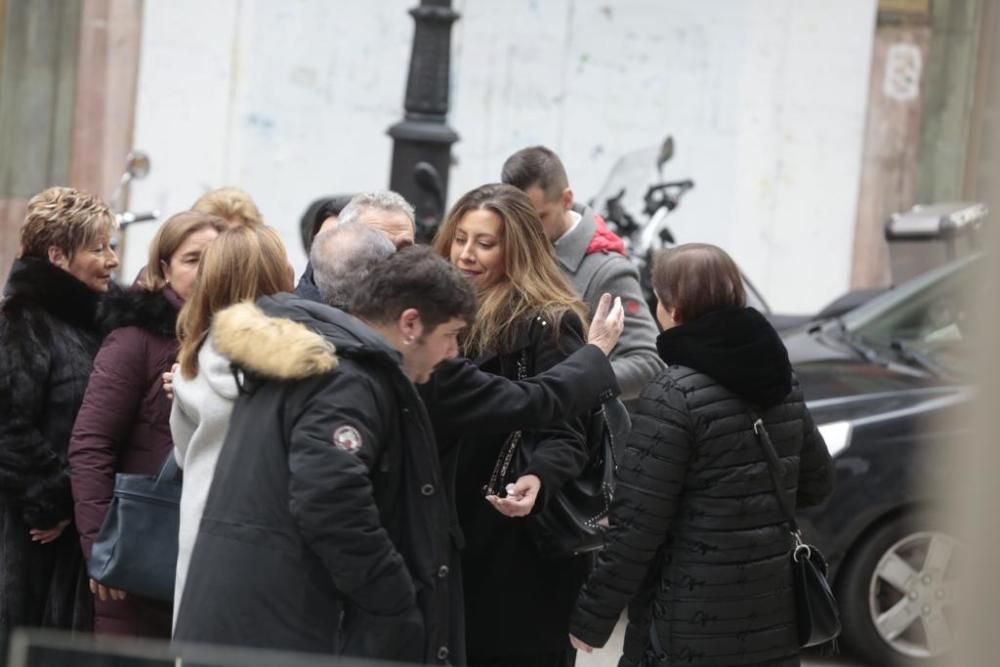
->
[399,307,425,342]
[561,188,574,211]
[47,246,70,270]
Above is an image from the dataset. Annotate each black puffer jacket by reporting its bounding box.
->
[0,258,107,645]
[571,307,834,667]
[173,295,450,665]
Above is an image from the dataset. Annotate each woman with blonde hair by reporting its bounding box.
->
[0,186,119,647]
[431,183,593,667]
[191,187,264,228]
[68,210,225,637]
[169,224,293,623]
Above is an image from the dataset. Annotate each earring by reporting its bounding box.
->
[404,336,414,345]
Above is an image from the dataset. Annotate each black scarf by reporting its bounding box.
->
[656,307,793,408]
[2,256,103,331]
[99,285,182,337]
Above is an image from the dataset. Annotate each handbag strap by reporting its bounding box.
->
[484,342,532,497]
[747,409,801,535]
[156,451,180,484]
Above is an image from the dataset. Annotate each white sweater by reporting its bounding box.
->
[169,338,239,629]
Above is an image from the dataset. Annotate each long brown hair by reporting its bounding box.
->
[139,211,228,291]
[176,225,293,378]
[432,183,588,358]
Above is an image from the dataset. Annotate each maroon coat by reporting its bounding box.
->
[68,287,182,637]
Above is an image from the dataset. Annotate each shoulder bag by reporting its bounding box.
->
[749,410,841,648]
[88,451,182,602]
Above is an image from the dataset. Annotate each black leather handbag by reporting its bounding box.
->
[88,452,182,602]
[750,412,841,648]
[485,329,630,560]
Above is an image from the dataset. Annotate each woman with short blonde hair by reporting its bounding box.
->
[170,224,293,622]
[0,186,119,647]
[191,187,264,228]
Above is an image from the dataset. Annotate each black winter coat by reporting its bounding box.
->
[451,313,592,663]
[173,295,445,663]
[571,308,834,667]
[0,258,107,646]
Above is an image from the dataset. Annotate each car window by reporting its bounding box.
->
[849,257,978,377]
[857,269,969,344]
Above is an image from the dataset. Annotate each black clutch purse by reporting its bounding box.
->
[88,452,182,602]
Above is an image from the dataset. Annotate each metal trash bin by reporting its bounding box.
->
[885,202,988,283]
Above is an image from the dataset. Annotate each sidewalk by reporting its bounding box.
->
[576,619,865,667]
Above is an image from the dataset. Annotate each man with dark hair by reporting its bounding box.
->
[503,145,665,401]
[174,247,474,663]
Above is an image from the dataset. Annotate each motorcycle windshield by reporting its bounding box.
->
[588,144,662,220]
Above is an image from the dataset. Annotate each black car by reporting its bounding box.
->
[787,254,976,666]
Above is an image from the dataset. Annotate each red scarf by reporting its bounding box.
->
[585,214,626,256]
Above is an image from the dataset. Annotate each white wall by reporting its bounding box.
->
[128,0,877,313]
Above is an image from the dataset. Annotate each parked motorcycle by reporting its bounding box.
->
[589,135,773,317]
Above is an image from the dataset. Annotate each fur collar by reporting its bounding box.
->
[2,257,103,331]
[657,307,793,408]
[99,286,182,337]
[212,301,339,380]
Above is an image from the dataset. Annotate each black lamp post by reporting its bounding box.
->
[387,0,460,242]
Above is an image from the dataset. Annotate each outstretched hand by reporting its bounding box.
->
[486,474,541,518]
[587,294,625,356]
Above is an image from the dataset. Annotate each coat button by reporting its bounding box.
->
[437,565,449,579]
[421,484,435,496]
[437,646,449,661]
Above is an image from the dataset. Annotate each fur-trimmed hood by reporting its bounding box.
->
[212,301,339,381]
[211,293,401,382]
[2,256,103,331]
[99,285,183,337]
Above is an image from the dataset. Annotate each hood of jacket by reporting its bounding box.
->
[210,293,399,382]
[2,256,103,331]
[557,205,625,273]
[656,306,793,408]
[99,285,183,337]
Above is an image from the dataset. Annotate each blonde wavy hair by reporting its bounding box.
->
[19,186,117,259]
[432,183,588,358]
[176,225,293,378]
[192,187,264,227]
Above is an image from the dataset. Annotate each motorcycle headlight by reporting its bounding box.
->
[817,421,852,457]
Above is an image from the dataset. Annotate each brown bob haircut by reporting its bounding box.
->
[651,243,746,324]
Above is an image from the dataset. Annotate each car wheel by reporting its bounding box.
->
[837,515,958,666]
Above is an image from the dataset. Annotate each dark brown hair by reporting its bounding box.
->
[651,243,746,324]
[500,146,569,201]
[351,245,477,333]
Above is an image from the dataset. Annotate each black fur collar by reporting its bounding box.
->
[657,307,793,408]
[99,286,182,337]
[2,257,103,331]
